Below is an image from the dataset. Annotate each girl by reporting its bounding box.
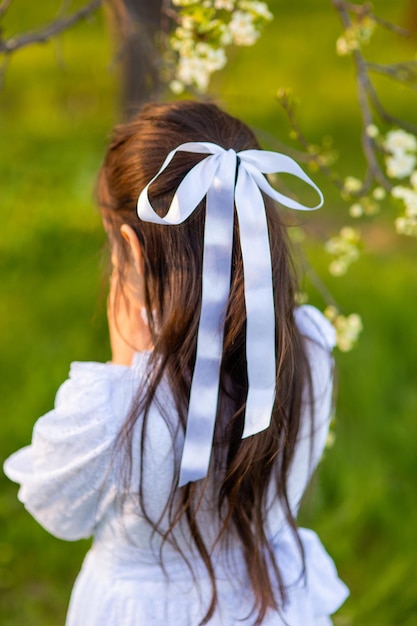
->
[4,100,348,625]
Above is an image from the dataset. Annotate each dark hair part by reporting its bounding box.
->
[98,100,313,625]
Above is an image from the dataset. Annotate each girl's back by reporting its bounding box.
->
[4,101,348,625]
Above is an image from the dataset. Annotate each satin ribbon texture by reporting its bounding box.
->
[137,142,323,487]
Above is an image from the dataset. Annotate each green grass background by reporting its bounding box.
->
[1,1,416,624]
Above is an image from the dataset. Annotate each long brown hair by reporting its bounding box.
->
[98,100,313,625]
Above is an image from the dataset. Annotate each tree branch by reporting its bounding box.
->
[303,257,340,308]
[373,14,410,38]
[365,78,417,134]
[332,0,372,15]
[366,61,417,90]
[0,0,103,54]
[332,0,410,36]
[332,0,397,193]
[352,50,392,192]
[0,0,12,19]
[277,89,345,192]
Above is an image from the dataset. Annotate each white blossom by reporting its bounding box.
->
[219,24,233,45]
[182,16,195,30]
[391,186,417,215]
[171,26,194,54]
[366,124,379,138]
[406,201,417,219]
[386,152,416,179]
[238,0,273,20]
[392,186,417,237]
[325,227,361,276]
[349,203,363,218]
[214,0,235,9]
[295,291,309,305]
[177,56,211,91]
[391,185,408,200]
[195,43,227,71]
[229,10,259,45]
[329,259,348,276]
[395,217,409,234]
[400,190,417,217]
[335,313,363,351]
[340,226,359,242]
[384,129,417,154]
[169,79,184,94]
[175,43,226,91]
[336,36,353,56]
[372,186,386,200]
[324,308,363,351]
[343,176,362,194]
[395,216,417,237]
[324,305,338,322]
[335,19,374,56]
[169,0,272,92]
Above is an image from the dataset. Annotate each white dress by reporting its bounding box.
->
[4,305,349,625]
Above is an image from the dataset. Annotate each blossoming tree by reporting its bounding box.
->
[163,0,417,352]
[1,0,416,351]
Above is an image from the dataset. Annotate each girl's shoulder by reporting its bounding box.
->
[56,353,149,415]
[283,306,336,518]
[294,304,336,352]
[293,305,336,393]
[3,352,152,541]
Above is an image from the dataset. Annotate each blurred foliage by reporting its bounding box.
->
[0,1,416,625]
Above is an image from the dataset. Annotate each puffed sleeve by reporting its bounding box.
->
[3,360,136,541]
[287,305,336,513]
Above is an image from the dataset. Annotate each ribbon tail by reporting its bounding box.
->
[178,150,237,486]
[235,168,276,439]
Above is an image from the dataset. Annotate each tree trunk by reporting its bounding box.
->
[111,0,165,119]
[405,0,417,37]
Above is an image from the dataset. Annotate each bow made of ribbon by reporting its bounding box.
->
[137,142,323,487]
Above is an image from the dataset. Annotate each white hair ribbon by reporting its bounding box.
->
[137,141,323,487]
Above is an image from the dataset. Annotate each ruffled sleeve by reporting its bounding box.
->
[3,360,138,541]
[287,305,336,514]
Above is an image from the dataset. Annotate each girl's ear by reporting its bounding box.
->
[120,224,144,274]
